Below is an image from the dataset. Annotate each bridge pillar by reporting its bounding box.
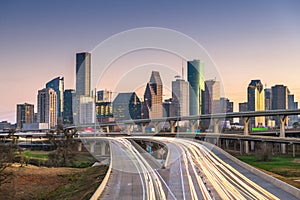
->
[292,143,295,157]
[125,124,132,135]
[225,139,229,149]
[239,140,243,155]
[279,115,288,154]
[189,120,198,133]
[140,123,147,134]
[90,141,96,153]
[213,118,220,133]
[78,142,82,152]
[250,141,255,151]
[103,126,109,133]
[154,122,159,133]
[169,120,177,133]
[101,141,106,156]
[243,117,251,154]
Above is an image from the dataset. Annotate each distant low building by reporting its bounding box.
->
[23,123,49,131]
[0,121,11,131]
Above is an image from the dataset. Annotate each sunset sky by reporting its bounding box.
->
[1,0,300,123]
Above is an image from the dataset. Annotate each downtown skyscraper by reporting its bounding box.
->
[271,85,289,110]
[63,89,75,125]
[271,85,289,125]
[76,52,91,96]
[46,76,64,119]
[187,60,204,116]
[142,71,163,119]
[113,92,141,121]
[172,76,189,117]
[37,88,57,128]
[247,80,265,127]
[202,79,220,114]
[16,103,34,130]
[73,52,93,125]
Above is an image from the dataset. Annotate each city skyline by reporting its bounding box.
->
[1,1,300,123]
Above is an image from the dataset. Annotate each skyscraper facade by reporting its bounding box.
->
[142,71,163,119]
[247,80,265,127]
[239,102,248,125]
[271,85,289,110]
[271,85,289,125]
[288,94,298,126]
[172,76,189,117]
[46,77,64,118]
[76,52,91,96]
[37,88,57,128]
[16,103,34,130]
[63,89,75,124]
[264,88,272,125]
[113,92,141,121]
[220,97,234,123]
[162,98,175,117]
[78,96,95,124]
[73,52,92,125]
[187,60,204,116]
[202,79,220,114]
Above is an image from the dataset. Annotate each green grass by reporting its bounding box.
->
[20,150,97,168]
[237,155,300,177]
[23,150,50,160]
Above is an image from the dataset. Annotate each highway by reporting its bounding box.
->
[99,137,299,200]
[100,138,166,200]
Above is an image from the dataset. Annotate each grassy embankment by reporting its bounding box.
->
[1,149,108,200]
[237,155,300,189]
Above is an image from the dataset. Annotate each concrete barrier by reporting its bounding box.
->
[90,141,112,200]
[200,141,300,198]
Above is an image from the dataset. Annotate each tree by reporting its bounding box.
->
[47,130,77,167]
[0,143,15,186]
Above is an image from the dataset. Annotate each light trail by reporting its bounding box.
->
[173,138,280,200]
[106,137,281,200]
[110,140,147,200]
[113,138,166,200]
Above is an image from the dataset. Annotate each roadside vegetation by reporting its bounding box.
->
[237,155,300,189]
[0,136,108,199]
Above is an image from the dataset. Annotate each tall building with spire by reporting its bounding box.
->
[37,88,57,128]
[247,80,265,127]
[142,71,163,119]
[187,60,204,116]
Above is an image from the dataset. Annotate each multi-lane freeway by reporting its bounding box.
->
[98,137,299,200]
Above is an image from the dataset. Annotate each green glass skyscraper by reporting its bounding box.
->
[187,60,204,116]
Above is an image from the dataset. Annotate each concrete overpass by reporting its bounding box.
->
[71,109,300,154]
